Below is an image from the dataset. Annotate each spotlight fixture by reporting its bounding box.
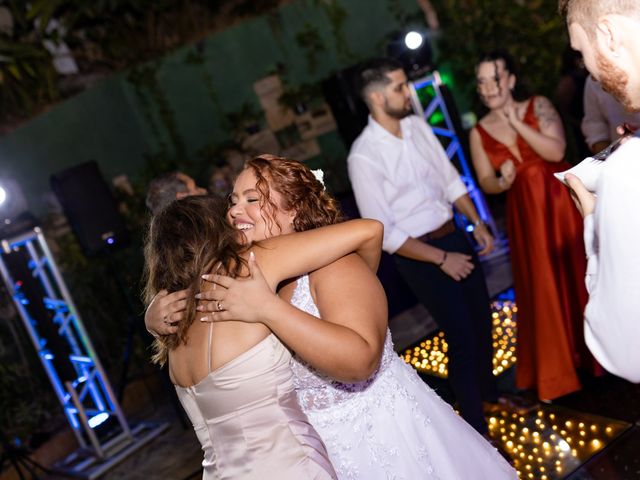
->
[386,28,433,80]
[0,178,31,233]
[404,31,423,50]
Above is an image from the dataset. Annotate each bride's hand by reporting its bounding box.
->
[145,289,188,336]
[197,253,279,323]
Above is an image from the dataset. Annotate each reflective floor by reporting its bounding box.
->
[403,298,640,480]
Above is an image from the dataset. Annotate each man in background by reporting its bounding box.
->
[581,75,640,154]
[145,172,206,215]
[560,0,640,383]
[347,57,498,437]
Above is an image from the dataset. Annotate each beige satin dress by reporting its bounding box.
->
[175,328,336,480]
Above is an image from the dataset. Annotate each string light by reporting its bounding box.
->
[399,299,630,479]
[403,299,517,378]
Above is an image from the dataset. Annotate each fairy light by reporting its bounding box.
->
[482,405,629,479]
[403,299,517,378]
[400,300,631,478]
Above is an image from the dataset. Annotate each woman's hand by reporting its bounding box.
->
[473,223,494,256]
[197,254,279,324]
[502,104,521,126]
[145,289,188,336]
[440,251,475,281]
[499,159,516,190]
[565,173,596,218]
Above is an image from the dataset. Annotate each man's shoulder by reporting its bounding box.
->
[604,137,640,180]
[349,125,381,161]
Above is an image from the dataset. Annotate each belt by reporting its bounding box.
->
[416,219,456,242]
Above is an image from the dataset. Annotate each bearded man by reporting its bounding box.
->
[347,58,498,438]
[560,0,640,382]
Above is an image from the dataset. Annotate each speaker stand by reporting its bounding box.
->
[0,430,51,480]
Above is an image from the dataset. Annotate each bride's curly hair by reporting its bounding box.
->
[143,195,246,365]
[245,154,343,233]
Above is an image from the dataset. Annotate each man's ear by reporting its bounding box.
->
[368,90,385,108]
[595,16,622,58]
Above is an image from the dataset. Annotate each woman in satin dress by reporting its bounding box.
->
[143,193,383,479]
[147,155,516,479]
[469,50,599,401]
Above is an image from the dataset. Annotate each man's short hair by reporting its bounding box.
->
[559,0,640,37]
[145,172,188,215]
[355,58,404,103]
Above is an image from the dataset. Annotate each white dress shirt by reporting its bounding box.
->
[581,76,640,149]
[347,115,467,254]
[582,135,640,382]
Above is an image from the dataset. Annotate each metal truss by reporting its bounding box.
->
[409,71,498,237]
[0,227,166,479]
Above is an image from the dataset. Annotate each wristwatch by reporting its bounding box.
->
[472,218,485,230]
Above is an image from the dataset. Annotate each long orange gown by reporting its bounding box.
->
[476,97,599,400]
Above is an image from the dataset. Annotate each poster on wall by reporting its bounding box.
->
[253,75,295,131]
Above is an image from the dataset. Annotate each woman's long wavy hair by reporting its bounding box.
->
[143,195,245,365]
[244,154,343,233]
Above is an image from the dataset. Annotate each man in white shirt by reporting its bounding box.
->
[561,0,640,383]
[347,58,497,435]
[581,75,640,154]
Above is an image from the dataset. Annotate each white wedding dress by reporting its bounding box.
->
[290,275,517,480]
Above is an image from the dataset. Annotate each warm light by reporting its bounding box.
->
[401,301,629,479]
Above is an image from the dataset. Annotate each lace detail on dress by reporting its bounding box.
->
[289,275,437,479]
[287,275,516,479]
[290,275,396,412]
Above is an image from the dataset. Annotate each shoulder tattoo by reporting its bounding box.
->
[533,96,560,130]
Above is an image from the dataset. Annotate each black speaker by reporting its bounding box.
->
[322,65,370,150]
[51,161,129,256]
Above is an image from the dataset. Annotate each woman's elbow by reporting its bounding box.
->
[548,142,567,162]
[342,351,382,382]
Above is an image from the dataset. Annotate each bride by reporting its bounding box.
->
[147,155,516,479]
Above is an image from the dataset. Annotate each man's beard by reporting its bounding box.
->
[595,50,638,112]
[383,98,412,119]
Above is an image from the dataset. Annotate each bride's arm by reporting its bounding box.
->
[200,253,387,382]
[145,218,382,337]
[253,218,382,289]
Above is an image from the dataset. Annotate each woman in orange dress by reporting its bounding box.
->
[469,51,598,401]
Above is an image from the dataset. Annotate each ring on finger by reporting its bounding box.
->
[217,301,223,312]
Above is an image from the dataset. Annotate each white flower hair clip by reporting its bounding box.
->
[311,169,325,189]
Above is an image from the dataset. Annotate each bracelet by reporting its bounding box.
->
[437,251,447,267]
[472,218,485,229]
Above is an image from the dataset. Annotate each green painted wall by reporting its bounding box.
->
[0,0,420,215]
